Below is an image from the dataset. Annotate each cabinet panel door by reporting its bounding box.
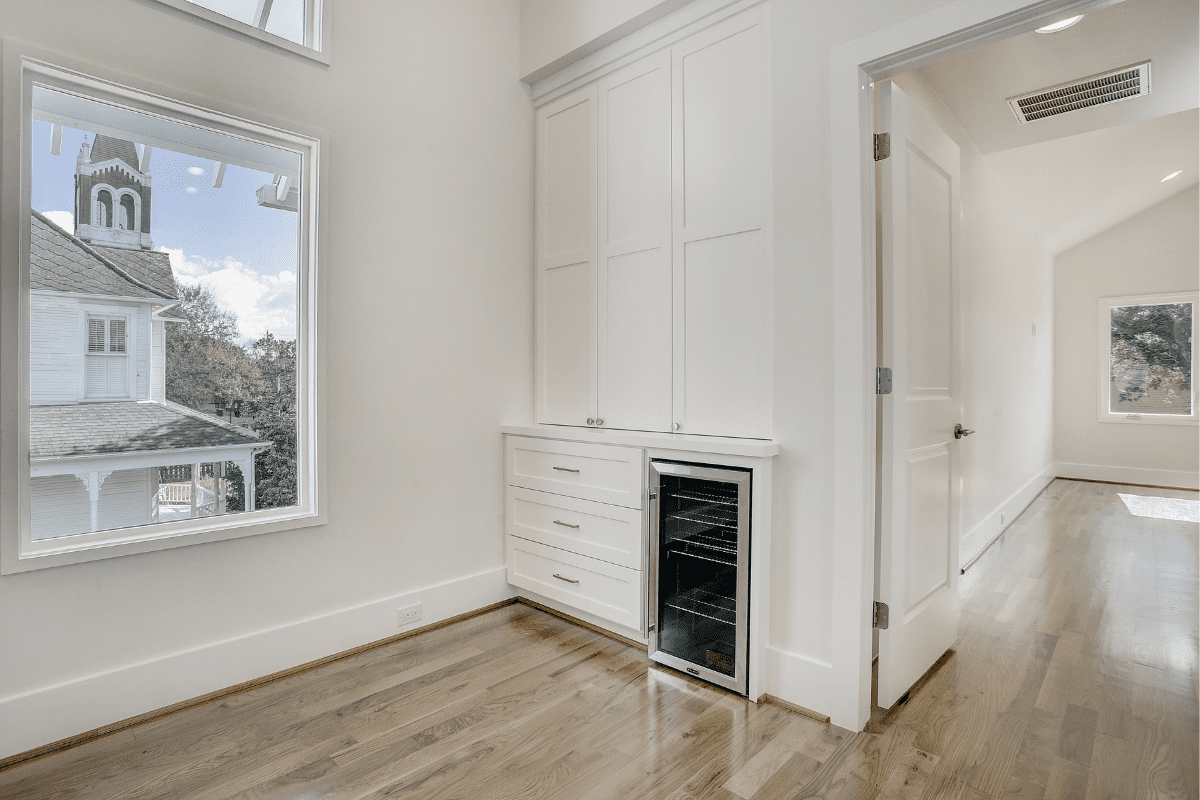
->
[537,85,597,425]
[680,230,770,438]
[597,54,673,433]
[672,8,771,438]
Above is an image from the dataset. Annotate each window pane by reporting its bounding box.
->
[1110,302,1193,415]
[87,318,106,352]
[31,84,301,539]
[109,319,126,353]
[182,0,307,46]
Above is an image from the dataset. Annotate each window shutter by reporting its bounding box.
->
[88,318,106,352]
[109,319,126,353]
[106,356,128,396]
[87,357,107,396]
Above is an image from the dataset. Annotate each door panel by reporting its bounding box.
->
[672,8,770,438]
[598,54,672,432]
[536,85,597,425]
[680,230,768,438]
[878,82,962,709]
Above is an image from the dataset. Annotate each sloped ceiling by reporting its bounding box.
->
[916,0,1198,155]
[911,0,1198,254]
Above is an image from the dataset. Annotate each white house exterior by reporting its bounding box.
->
[29,135,269,540]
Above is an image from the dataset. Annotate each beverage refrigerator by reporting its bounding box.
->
[648,460,751,695]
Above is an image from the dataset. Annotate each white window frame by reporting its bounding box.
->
[1,43,327,574]
[82,306,136,400]
[146,0,331,65]
[1097,291,1198,426]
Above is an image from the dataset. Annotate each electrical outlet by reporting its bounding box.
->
[397,603,422,627]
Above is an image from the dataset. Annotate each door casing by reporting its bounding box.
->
[828,0,1120,730]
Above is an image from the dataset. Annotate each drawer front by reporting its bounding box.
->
[507,537,643,631]
[506,436,642,508]
[507,486,643,570]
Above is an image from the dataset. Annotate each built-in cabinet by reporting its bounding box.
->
[535,6,772,440]
[505,436,646,632]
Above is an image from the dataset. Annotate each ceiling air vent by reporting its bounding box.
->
[1007,62,1151,124]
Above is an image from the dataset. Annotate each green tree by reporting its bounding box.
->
[1110,303,1192,404]
[165,284,263,410]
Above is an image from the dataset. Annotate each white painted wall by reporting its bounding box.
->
[893,72,1055,569]
[1054,185,1200,488]
[1,0,532,759]
[151,318,165,402]
[30,470,150,541]
[29,293,80,405]
[519,0,695,82]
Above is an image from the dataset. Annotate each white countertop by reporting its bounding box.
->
[500,423,779,458]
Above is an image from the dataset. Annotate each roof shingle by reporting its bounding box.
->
[31,211,175,300]
[89,135,141,170]
[31,402,265,460]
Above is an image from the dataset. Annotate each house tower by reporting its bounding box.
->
[74,134,153,250]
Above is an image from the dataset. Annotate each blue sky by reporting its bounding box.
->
[32,120,299,344]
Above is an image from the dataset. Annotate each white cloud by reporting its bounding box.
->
[160,247,297,343]
[43,210,74,234]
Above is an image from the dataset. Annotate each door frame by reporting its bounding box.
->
[828,0,1120,729]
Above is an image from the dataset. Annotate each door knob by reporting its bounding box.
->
[954,423,975,439]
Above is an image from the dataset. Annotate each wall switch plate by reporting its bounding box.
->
[397,604,422,627]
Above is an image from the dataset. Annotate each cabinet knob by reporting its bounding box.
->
[586,418,595,425]
[673,422,681,431]
[595,418,604,426]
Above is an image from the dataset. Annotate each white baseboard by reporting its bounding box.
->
[764,646,858,729]
[1054,462,1200,491]
[961,465,1056,570]
[0,567,513,761]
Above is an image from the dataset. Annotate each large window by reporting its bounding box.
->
[1098,292,1198,425]
[1,49,324,573]
[148,0,329,63]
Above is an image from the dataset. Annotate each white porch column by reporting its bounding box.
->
[216,461,227,515]
[235,456,256,512]
[190,463,201,518]
[73,471,113,532]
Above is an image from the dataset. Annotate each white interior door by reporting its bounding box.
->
[877,81,962,709]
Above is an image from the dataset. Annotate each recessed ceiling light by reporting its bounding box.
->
[1035,14,1084,33]
[1161,170,1183,183]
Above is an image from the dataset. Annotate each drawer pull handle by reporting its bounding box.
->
[553,573,580,584]
[553,520,580,529]
[552,466,580,473]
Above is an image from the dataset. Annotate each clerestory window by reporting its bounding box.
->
[146,0,329,63]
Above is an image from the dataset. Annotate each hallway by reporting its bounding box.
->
[0,479,1195,799]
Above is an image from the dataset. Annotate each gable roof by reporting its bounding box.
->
[31,211,176,301]
[89,135,141,171]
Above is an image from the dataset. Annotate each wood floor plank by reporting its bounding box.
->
[0,480,1194,800]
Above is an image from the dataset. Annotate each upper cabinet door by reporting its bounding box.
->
[672,8,771,439]
[536,85,598,426]
[596,52,673,434]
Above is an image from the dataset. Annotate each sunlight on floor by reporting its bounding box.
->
[1117,493,1200,523]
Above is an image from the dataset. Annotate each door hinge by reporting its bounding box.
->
[876,367,892,395]
[874,132,891,161]
[873,601,890,629]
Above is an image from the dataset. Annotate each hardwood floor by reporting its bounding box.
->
[1,478,1195,799]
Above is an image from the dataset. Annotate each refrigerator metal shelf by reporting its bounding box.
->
[664,584,737,625]
[671,489,739,507]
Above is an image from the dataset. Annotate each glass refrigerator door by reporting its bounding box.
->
[650,462,749,693]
